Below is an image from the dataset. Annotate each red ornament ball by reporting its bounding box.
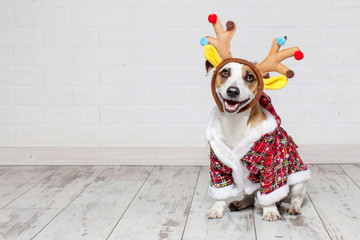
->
[208,14,217,24]
[294,51,304,60]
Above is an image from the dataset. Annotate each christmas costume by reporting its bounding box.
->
[207,93,311,206]
[200,14,310,205]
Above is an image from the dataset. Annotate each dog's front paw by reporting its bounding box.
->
[288,206,301,215]
[206,201,226,219]
[206,208,224,219]
[263,210,281,222]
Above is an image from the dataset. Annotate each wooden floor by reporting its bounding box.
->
[0,164,359,240]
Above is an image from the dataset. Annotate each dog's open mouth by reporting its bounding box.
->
[222,97,250,114]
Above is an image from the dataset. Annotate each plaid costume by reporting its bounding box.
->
[210,148,233,188]
[208,93,310,203]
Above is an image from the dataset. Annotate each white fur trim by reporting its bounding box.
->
[206,107,217,141]
[257,184,290,206]
[208,184,235,200]
[206,105,310,204]
[206,106,278,200]
[250,170,311,205]
[206,107,277,199]
[257,169,311,206]
[209,138,245,196]
[288,169,311,185]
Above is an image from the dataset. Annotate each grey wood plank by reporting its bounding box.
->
[0,167,11,177]
[0,166,105,240]
[182,166,256,240]
[253,195,331,240]
[0,166,56,209]
[0,208,59,240]
[33,166,153,240]
[340,164,360,187]
[107,166,200,240]
[6,166,105,209]
[307,165,360,240]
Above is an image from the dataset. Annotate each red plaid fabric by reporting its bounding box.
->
[259,93,281,126]
[209,93,308,195]
[210,148,233,188]
[242,126,308,195]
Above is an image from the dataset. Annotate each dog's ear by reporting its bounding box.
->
[205,60,215,76]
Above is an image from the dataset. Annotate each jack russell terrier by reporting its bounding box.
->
[200,14,311,221]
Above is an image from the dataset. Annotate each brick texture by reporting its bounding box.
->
[0,1,359,146]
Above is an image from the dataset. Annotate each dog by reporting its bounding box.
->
[201,14,311,221]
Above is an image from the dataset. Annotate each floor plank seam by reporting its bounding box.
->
[338,164,360,189]
[180,166,201,240]
[0,167,57,211]
[30,167,108,240]
[306,192,333,240]
[251,207,258,240]
[105,166,155,240]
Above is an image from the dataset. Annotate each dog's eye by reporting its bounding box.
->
[246,74,255,83]
[220,69,230,78]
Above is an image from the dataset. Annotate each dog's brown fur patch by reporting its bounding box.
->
[214,68,229,88]
[229,193,256,211]
[241,65,266,128]
[241,65,259,93]
[247,102,266,128]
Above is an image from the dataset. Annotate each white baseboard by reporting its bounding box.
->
[0,145,359,165]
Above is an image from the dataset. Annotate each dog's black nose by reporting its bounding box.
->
[227,87,240,98]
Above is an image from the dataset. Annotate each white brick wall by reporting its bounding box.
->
[0,0,359,147]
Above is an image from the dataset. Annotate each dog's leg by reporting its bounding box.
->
[228,193,256,211]
[288,182,307,215]
[206,200,226,219]
[262,204,281,221]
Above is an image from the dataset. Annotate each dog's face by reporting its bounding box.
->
[214,62,260,115]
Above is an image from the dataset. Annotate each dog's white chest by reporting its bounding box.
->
[213,109,267,149]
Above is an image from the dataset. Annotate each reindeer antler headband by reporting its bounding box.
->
[200,14,304,113]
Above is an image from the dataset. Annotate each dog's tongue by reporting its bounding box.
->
[224,100,239,111]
